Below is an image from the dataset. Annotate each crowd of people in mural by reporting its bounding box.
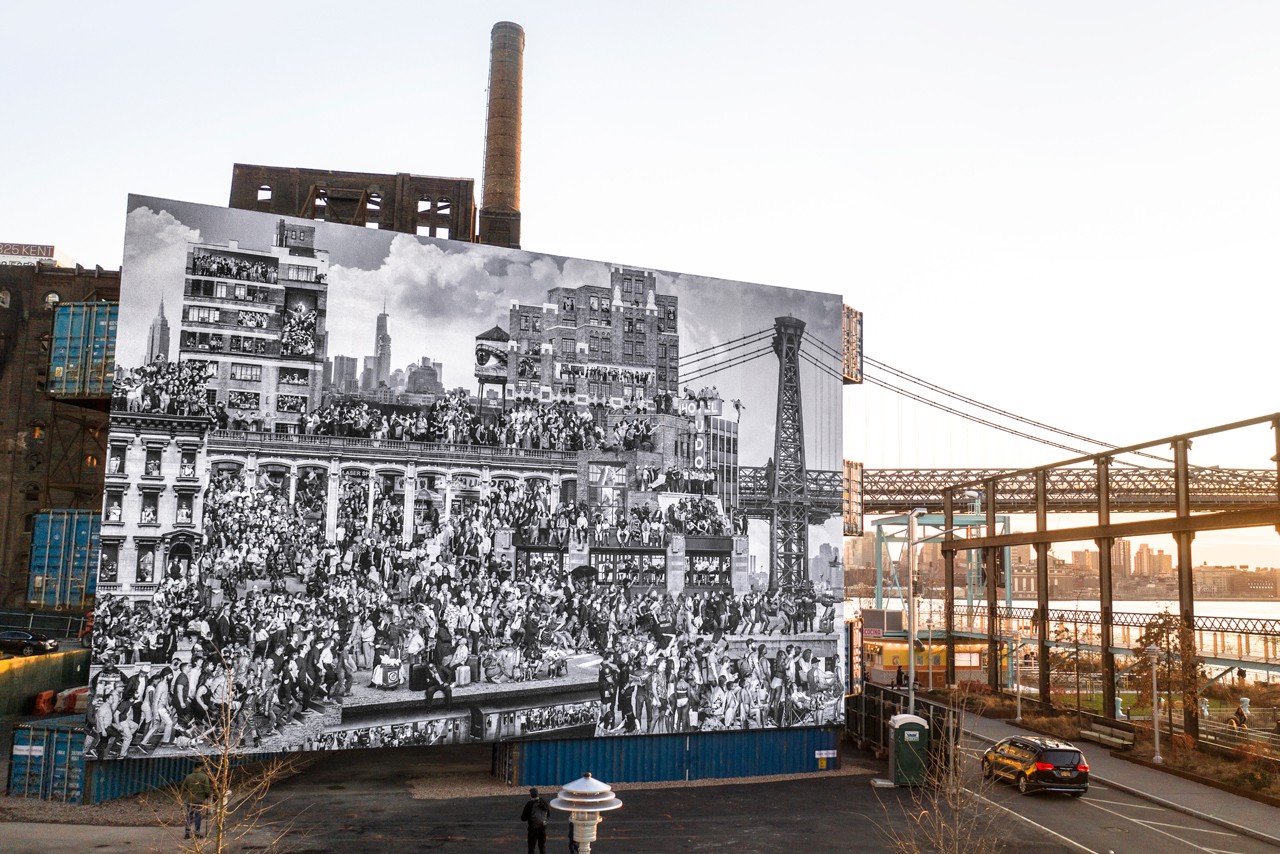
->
[280,302,318,358]
[299,394,630,454]
[113,361,215,416]
[87,449,839,756]
[592,631,841,736]
[189,252,277,284]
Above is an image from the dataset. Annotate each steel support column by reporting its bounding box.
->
[769,316,809,590]
[1097,457,1116,721]
[1035,470,1051,703]
[1174,437,1198,740]
[1273,416,1280,535]
[944,491,956,687]
[986,479,1000,692]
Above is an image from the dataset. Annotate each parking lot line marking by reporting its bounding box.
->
[963,788,1098,854]
[1087,798,1165,810]
[1084,800,1238,853]
[1135,819,1237,837]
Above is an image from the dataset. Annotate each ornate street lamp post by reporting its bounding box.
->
[551,773,622,854]
[1147,645,1163,764]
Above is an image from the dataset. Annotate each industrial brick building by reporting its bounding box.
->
[0,263,118,608]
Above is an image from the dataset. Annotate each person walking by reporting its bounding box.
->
[181,766,213,840]
[520,786,551,854]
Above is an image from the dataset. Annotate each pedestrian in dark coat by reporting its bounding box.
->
[520,787,551,854]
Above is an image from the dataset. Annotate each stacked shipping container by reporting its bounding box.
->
[47,302,117,398]
[26,511,100,611]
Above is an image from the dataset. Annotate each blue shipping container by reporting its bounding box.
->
[7,716,88,803]
[27,511,100,611]
[507,726,841,788]
[47,302,117,398]
[7,716,286,804]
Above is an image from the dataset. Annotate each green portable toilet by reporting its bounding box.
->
[888,713,930,786]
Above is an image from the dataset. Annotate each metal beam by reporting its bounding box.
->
[1097,457,1116,721]
[1035,469,1050,704]
[942,505,1280,551]
[986,480,999,692]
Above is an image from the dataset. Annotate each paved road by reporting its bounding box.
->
[260,776,1072,853]
[981,776,1280,854]
[6,739,1274,853]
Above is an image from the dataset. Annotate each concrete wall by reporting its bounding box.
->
[0,649,89,716]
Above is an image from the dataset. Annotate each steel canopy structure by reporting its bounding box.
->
[933,412,1280,741]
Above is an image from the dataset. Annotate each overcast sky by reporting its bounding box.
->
[4,2,1278,566]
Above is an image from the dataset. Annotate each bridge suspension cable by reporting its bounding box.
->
[864,356,1180,465]
[678,327,773,364]
[678,328,772,370]
[863,374,1101,458]
[798,348,843,383]
[680,344,773,386]
[805,335,844,363]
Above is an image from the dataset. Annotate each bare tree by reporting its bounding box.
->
[876,704,1008,854]
[158,657,308,853]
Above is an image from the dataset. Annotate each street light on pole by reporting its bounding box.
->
[904,509,970,715]
[907,508,925,715]
[1146,645,1163,764]
[926,616,935,692]
[1014,631,1023,724]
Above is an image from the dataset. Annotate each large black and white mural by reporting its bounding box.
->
[87,195,845,759]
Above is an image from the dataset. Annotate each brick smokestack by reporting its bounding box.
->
[479,21,524,250]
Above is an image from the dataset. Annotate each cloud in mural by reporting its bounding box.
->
[324,236,612,376]
[116,206,201,368]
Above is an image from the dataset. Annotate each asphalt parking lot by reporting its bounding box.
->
[233,744,1075,854]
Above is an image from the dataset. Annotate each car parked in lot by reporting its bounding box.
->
[981,735,1089,796]
[0,629,60,656]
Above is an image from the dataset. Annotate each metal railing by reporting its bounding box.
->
[0,609,88,639]
[206,430,581,466]
[952,605,1280,664]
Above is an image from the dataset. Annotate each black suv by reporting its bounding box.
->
[981,736,1089,796]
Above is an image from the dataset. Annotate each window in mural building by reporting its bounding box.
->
[136,544,156,583]
[687,554,731,588]
[139,492,159,525]
[588,463,626,508]
[100,543,120,584]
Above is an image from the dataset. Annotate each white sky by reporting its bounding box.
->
[4,2,1279,566]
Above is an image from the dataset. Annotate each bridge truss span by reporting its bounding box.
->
[862,466,1278,514]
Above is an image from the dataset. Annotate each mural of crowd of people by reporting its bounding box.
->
[88,196,844,760]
